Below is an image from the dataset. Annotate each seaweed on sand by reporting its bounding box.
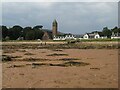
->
[47,53,68,56]
[59,58,80,61]
[2,55,12,62]
[31,61,90,67]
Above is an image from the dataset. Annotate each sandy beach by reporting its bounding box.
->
[2,48,118,88]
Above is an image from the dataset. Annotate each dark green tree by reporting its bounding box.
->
[33,25,43,30]
[25,30,35,40]
[2,25,8,39]
[111,26,120,33]
[22,27,32,40]
[33,26,44,40]
[23,26,44,40]
[8,25,23,40]
[102,27,112,38]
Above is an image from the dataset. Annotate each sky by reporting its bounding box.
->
[1,1,119,34]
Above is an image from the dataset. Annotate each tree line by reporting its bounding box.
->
[1,25,44,41]
[102,26,120,38]
[90,26,120,38]
[1,25,120,41]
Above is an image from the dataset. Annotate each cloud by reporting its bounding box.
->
[2,2,118,34]
[0,3,2,25]
[1,0,119,2]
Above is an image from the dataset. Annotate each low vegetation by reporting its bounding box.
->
[2,42,120,49]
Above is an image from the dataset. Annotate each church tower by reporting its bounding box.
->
[52,19,58,37]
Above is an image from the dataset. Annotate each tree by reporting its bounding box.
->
[102,27,112,38]
[22,27,32,40]
[23,26,44,40]
[118,28,120,33]
[33,25,43,30]
[111,26,119,33]
[34,29,44,39]
[33,26,44,39]
[8,25,23,40]
[25,30,35,40]
[2,25,8,39]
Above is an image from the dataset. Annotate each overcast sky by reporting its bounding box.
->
[2,2,118,34]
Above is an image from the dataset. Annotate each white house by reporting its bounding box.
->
[53,34,76,41]
[111,32,120,39]
[83,33,89,39]
[83,32,107,39]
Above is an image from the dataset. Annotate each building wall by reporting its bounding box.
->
[53,35,76,41]
[83,34,89,39]
[42,32,50,40]
[111,36,120,39]
[94,34,100,39]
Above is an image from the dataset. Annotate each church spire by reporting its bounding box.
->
[52,19,58,37]
[53,19,57,26]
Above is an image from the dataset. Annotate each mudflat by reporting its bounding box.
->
[2,48,118,88]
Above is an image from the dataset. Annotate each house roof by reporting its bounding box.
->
[86,32,105,37]
[97,32,105,36]
[111,32,120,37]
[86,33,95,37]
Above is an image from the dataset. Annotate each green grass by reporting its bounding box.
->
[2,39,66,42]
[80,38,120,42]
[2,38,120,42]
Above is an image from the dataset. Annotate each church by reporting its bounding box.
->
[41,19,60,40]
[41,19,76,41]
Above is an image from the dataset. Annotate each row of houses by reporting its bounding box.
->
[53,32,120,41]
[53,34,75,41]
